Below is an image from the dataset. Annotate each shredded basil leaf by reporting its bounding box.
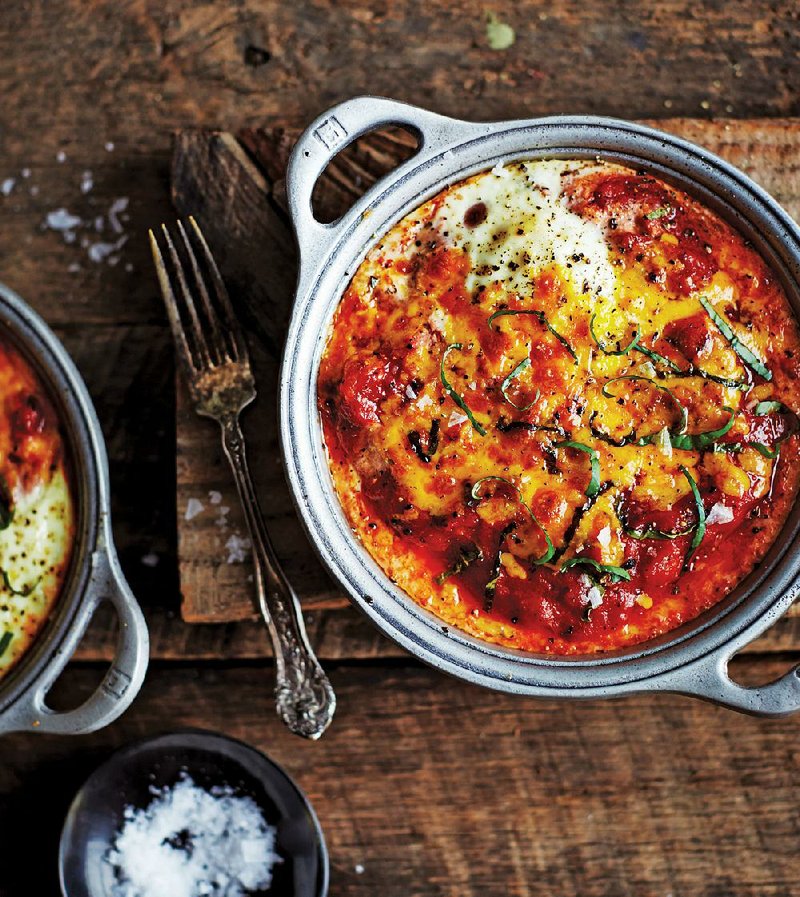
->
[500,357,538,410]
[589,313,641,356]
[440,344,487,436]
[753,400,788,416]
[633,344,683,371]
[645,205,672,220]
[560,556,631,582]
[679,465,706,569]
[488,309,578,362]
[555,440,601,498]
[0,630,11,658]
[668,406,736,451]
[1,570,40,597]
[484,522,517,611]
[713,441,781,459]
[435,543,483,585]
[699,295,772,381]
[470,476,554,565]
[496,417,566,436]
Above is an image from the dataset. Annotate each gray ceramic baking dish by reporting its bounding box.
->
[280,96,800,716]
[0,281,148,735]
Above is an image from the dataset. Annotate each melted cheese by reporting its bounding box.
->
[0,343,74,678]
[319,159,800,654]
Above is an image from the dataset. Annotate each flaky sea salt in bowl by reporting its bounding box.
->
[58,731,328,897]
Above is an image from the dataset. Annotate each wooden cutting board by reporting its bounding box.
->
[170,117,800,654]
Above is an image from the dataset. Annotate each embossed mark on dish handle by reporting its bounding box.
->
[222,415,336,739]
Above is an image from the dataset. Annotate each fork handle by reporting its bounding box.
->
[220,415,336,739]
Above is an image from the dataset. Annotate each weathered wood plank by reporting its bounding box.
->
[172,118,800,628]
[3,659,800,896]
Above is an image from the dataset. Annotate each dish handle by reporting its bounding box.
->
[286,95,477,271]
[0,537,149,735]
[661,640,800,717]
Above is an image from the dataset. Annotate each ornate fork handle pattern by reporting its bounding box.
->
[221,415,336,739]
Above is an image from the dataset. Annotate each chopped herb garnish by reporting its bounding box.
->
[589,313,641,356]
[616,496,694,541]
[645,205,671,220]
[435,543,483,585]
[500,357,538,410]
[668,406,736,451]
[408,419,441,463]
[1,570,40,597]
[633,344,683,371]
[713,441,781,459]
[488,309,577,361]
[554,440,601,497]
[484,522,517,611]
[470,476,554,565]
[496,417,565,436]
[0,630,11,658]
[753,400,788,416]
[560,556,631,582]
[440,344,487,436]
[699,295,772,381]
[679,465,706,569]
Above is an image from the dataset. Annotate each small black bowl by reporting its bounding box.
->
[58,730,329,897]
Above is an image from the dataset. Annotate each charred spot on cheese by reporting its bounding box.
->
[0,340,74,680]
[318,158,800,655]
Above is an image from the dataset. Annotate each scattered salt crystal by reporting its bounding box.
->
[416,394,434,410]
[46,208,82,231]
[88,235,127,263]
[405,383,417,399]
[1,178,15,196]
[706,502,734,526]
[184,497,204,520]
[208,490,222,505]
[124,262,134,273]
[447,409,468,427]
[491,162,509,178]
[225,533,252,564]
[355,864,365,875]
[108,196,129,234]
[140,553,159,568]
[215,505,231,528]
[597,525,611,548]
[29,185,39,197]
[56,150,67,163]
[105,774,280,897]
[67,262,81,273]
[429,307,448,334]
[20,167,30,179]
[105,141,115,152]
[585,585,604,610]
[80,170,94,194]
[94,215,105,232]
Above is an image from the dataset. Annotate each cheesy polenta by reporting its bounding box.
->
[0,340,73,678]
[318,160,800,654]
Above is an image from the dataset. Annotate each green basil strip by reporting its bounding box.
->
[589,313,641,356]
[500,357,539,410]
[435,543,483,585]
[699,295,772,381]
[440,344,487,436]
[660,366,750,390]
[488,309,578,362]
[555,440,601,498]
[714,441,780,460]
[645,205,671,220]
[560,556,631,582]
[602,375,689,436]
[668,406,736,451]
[679,465,706,569]
[753,400,789,416]
[0,630,11,659]
[633,344,683,372]
[484,522,517,611]
[471,476,554,565]
[1,570,41,597]
[615,495,696,542]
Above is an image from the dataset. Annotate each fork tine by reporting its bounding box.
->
[148,228,200,375]
[176,220,232,364]
[188,216,248,363]
[160,223,214,368]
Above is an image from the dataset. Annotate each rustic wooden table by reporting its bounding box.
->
[1,3,800,895]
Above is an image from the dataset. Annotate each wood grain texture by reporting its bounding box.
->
[3,660,800,897]
[172,118,800,637]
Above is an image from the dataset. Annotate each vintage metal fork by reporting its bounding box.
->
[149,217,336,739]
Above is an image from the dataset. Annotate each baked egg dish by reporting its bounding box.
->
[318,159,800,654]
